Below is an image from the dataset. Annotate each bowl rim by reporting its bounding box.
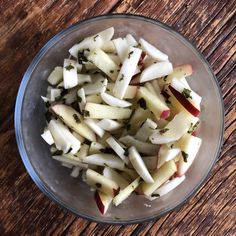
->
[15,13,225,225]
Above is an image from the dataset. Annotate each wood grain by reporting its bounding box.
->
[0,0,235,235]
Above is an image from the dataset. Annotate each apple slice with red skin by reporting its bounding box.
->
[95,190,113,215]
[168,85,200,117]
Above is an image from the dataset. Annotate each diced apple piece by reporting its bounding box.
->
[175,133,202,176]
[113,177,142,206]
[129,146,154,183]
[106,136,129,164]
[95,190,113,215]
[144,82,158,96]
[50,88,61,102]
[101,41,116,53]
[103,167,129,189]
[101,92,132,108]
[137,87,170,120]
[86,169,119,197]
[52,155,88,168]
[41,129,54,145]
[47,66,63,85]
[63,88,77,105]
[84,119,105,138]
[140,62,173,83]
[179,77,191,89]
[84,103,132,119]
[72,131,85,143]
[152,175,186,197]
[86,94,102,104]
[113,46,142,99]
[157,145,181,168]
[97,119,123,131]
[89,141,105,154]
[135,118,157,142]
[77,88,86,111]
[87,48,119,80]
[141,160,177,196]
[74,144,89,160]
[51,104,96,142]
[82,154,125,170]
[143,156,158,171]
[119,135,159,156]
[139,38,168,61]
[63,59,78,89]
[150,111,199,144]
[98,27,114,41]
[126,34,138,47]
[149,132,177,144]
[77,74,92,85]
[107,83,137,99]
[83,78,108,95]
[108,54,121,65]
[112,37,129,61]
[151,80,166,103]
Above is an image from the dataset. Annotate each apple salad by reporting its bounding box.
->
[41,27,202,215]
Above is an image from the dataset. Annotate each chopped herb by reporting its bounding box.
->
[93,35,99,41]
[110,70,114,74]
[66,147,73,154]
[73,114,80,123]
[126,124,131,131]
[45,101,50,108]
[140,121,145,127]
[139,178,143,184]
[181,151,188,162]
[94,52,97,55]
[85,48,90,52]
[128,51,134,59]
[124,149,129,157]
[45,111,52,123]
[51,150,63,155]
[188,121,200,134]
[83,110,90,117]
[166,100,171,105]
[114,216,121,220]
[182,88,192,99]
[119,74,124,81]
[151,193,160,197]
[65,64,74,71]
[106,88,110,92]
[77,96,82,103]
[77,50,88,64]
[159,128,169,134]
[117,69,120,72]
[137,98,147,110]
[170,144,174,148]
[95,183,102,188]
[103,163,109,167]
[163,75,168,82]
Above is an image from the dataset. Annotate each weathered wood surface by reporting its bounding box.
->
[0,0,235,235]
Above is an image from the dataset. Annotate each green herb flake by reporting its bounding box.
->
[124,149,129,157]
[93,35,99,41]
[45,111,52,123]
[119,74,125,81]
[170,144,174,148]
[83,110,90,117]
[106,88,110,92]
[166,100,171,105]
[73,114,81,123]
[85,48,90,52]
[103,163,109,167]
[95,183,102,188]
[159,128,169,134]
[65,64,74,71]
[110,70,114,74]
[77,50,88,64]
[188,121,200,134]
[137,98,147,110]
[45,101,50,108]
[182,88,192,99]
[128,51,134,59]
[163,75,168,82]
[51,150,63,156]
[114,216,121,220]
[151,193,160,197]
[181,151,188,162]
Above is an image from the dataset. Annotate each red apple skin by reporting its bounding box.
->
[168,85,200,117]
[160,109,170,119]
[138,52,146,65]
[95,191,105,214]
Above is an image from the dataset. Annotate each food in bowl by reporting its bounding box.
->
[41,27,202,215]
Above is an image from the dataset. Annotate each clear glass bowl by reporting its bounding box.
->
[15,14,224,224]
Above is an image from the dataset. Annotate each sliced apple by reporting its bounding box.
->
[107,83,137,99]
[83,78,108,95]
[63,88,77,105]
[142,156,158,171]
[112,37,129,61]
[51,104,96,142]
[82,154,125,170]
[129,146,154,183]
[84,103,132,120]
[122,167,139,181]
[97,119,123,131]
[139,38,168,61]
[95,190,113,215]
[63,59,78,89]
[52,155,88,168]
[84,119,105,138]
[157,145,181,168]
[86,169,119,197]
[108,54,121,65]
[139,61,173,83]
[151,175,186,197]
[74,144,89,160]
[47,66,63,85]
[113,177,142,206]
[101,41,116,53]
[135,118,157,142]
[119,135,159,156]
[87,48,119,81]
[41,129,54,145]
[89,141,105,154]
[77,88,86,111]
[151,80,166,103]
[113,46,142,99]
[106,136,129,164]
[137,87,170,120]
[101,92,132,108]
[175,133,202,176]
[126,34,138,47]
[97,27,114,41]
[86,94,102,104]
[141,160,177,196]
[77,74,92,85]
[103,167,129,189]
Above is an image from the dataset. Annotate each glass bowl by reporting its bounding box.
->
[15,14,224,224]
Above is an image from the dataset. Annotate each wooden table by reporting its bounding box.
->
[1,0,235,235]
